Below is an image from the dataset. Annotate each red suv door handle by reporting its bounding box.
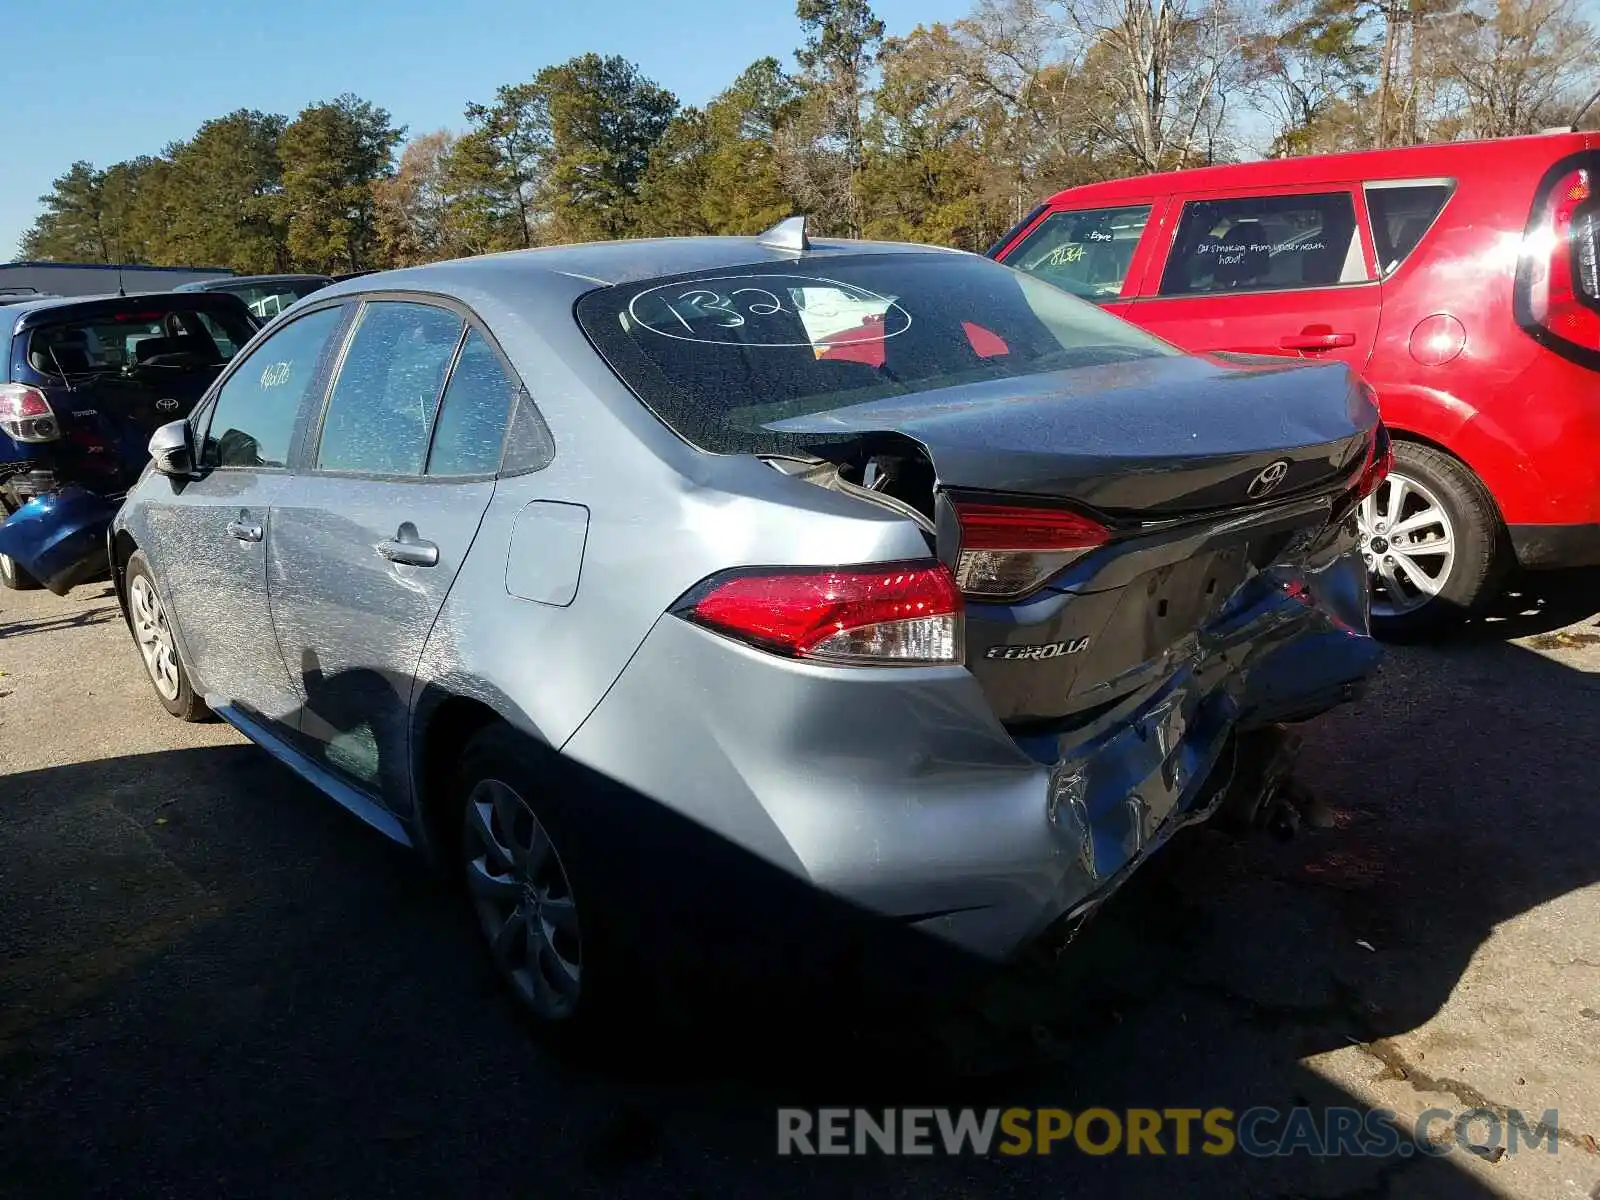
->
[1280,325,1357,351]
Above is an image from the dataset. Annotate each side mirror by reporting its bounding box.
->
[148,420,197,478]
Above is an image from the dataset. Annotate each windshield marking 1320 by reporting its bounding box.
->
[624,273,914,349]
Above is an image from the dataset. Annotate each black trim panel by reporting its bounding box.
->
[1508,521,1600,569]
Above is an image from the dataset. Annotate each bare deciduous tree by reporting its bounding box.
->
[1424,0,1600,138]
[1058,0,1253,169]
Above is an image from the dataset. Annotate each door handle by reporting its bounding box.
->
[377,522,439,567]
[1279,325,1356,351]
[226,518,263,542]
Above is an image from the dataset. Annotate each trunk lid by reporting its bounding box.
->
[771,355,1378,725]
[769,354,1371,517]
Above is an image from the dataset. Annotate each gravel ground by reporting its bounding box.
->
[2,573,1598,1199]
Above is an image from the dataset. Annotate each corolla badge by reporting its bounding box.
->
[1246,459,1291,498]
[155,398,180,412]
[986,636,1091,660]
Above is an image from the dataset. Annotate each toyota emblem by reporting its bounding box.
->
[155,398,179,412]
[1247,459,1291,498]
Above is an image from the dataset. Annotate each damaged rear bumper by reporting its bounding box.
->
[0,486,119,594]
[558,550,1381,975]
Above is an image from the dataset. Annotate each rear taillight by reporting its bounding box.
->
[676,561,963,665]
[0,383,59,443]
[1516,158,1600,367]
[952,499,1111,601]
[1357,423,1392,499]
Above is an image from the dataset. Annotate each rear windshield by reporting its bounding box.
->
[25,303,257,378]
[574,252,1181,454]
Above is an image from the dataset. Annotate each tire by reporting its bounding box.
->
[449,723,628,1042]
[1360,441,1508,640]
[0,510,41,591]
[0,549,41,591]
[124,550,209,721]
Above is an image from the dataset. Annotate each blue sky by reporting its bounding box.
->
[4,0,973,258]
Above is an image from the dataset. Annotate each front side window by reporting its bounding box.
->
[315,301,464,475]
[1160,192,1368,296]
[1003,205,1152,301]
[1365,182,1454,276]
[203,305,346,469]
[575,251,1181,454]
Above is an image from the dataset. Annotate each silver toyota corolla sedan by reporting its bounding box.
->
[106,219,1384,1031]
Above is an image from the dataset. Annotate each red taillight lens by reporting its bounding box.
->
[679,561,963,665]
[952,500,1111,601]
[1357,423,1392,499]
[1518,164,1600,360]
[0,383,59,443]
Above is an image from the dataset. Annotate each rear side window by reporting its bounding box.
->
[1365,182,1454,276]
[203,305,346,469]
[500,393,556,474]
[1161,192,1368,295]
[425,329,518,476]
[1003,205,1152,301]
[315,301,464,475]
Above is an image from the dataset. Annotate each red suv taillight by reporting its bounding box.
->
[0,383,60,443]
[676,561,963,665]
[952,499,1111,601]
[1516,155,1600,368]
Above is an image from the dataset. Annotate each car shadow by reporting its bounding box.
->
[0,635,1596,1197]
[1452,566,1600,642]
[0,605,118,639]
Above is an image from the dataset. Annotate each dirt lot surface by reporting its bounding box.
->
[3,574,1598,1199]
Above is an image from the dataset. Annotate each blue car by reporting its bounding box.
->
[0,291,259,592]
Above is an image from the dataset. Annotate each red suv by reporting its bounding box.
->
[992,132,1600,635]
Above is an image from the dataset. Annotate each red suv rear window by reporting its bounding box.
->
[1365,182,1454,276]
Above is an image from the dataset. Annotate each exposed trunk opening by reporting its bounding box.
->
[764,432,940,529]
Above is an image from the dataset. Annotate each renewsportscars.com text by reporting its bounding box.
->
[776,1106,1564,1159]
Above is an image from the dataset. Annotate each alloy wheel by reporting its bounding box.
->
[462,778,582,1021]
[130,575,181,701]
[1358,471,1457,618]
